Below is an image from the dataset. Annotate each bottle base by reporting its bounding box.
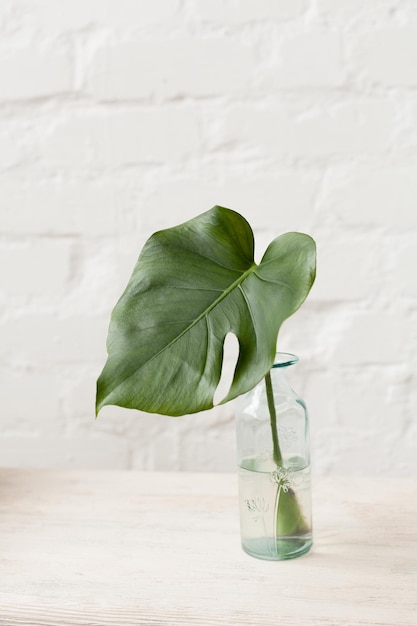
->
[241,536,312,561]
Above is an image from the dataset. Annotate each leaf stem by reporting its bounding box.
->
[273,483,282,552]
[265,371,283,467]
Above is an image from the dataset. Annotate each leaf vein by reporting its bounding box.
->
[104,263,258,400]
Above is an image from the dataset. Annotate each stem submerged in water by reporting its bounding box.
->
[265,369,310,541]
[265,371,282,466]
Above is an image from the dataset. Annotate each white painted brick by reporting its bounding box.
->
[0,240,72,296]
[333,367,408,435]
[176,411,236,473]
[97,405,166,443]
[26,0,180,32]
[407,102,417,149]
[62,240,147,319]
[142,179,217,230]
[260,31,344,88]
[190,0,307,23]
[391,418,417,475]
[137,421,181,471]
[0,45,71,99]
[88,39,254,100]
[321,167,417,229]
[0,435,129,469]
[103,0,180,25]
[1,179,136,236]
[221,175,318,234]
[317,0,393,22]
[62,371,136,435]
[311,237,382,302]
[302,370,337,432]
[328,313,410,366]
[350,26,417,86]
[392,237,417,298]
[0,125,21,169]
[142,174,317,232]
[9,0,179,38]
[0,369,61,427]
[42,109,200,167]
[0,315,108,365]
[0,0,416,477]
[61,371,101,422]
[314,427,395,476]
[278,306,322,362]
[222,100,396,157]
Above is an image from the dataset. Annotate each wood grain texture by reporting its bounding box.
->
[0,469,416,626]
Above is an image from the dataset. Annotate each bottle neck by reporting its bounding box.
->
[270,352,298,388]
[272,352,298,369]
[269,365,293,392]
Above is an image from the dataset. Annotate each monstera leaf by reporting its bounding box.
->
[96,206,316,416]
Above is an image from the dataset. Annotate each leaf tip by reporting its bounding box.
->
[95,397,102,419]
[95,375,107,418]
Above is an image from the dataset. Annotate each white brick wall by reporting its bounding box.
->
[0,44,72,99]
[1,0,416,476]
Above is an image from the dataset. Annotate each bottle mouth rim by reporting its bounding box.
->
[272,352,299,368]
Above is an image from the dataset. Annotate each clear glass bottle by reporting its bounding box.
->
[235,352,312,560]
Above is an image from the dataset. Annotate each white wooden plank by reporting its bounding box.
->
[0,470,416,625]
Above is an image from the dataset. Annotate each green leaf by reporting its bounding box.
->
[96,206,316,417]
[276,489,310,537]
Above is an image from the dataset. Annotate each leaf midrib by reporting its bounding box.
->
[105,262,258,402]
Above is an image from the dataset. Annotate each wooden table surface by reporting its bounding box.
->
[0,469,416,626]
